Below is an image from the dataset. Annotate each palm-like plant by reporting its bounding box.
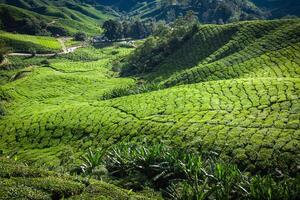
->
[80,148,106,174]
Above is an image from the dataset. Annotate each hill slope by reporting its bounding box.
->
[99,0,299,23]
[0,19,299,176]
[138,19,300,87]
[0,158,151,199]
[101,0,268,23]
[0,0,117,35]
[1,0,298,36]
[252,0,300,18]
[0,31,62,53]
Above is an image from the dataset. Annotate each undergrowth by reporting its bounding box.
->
[77,142,300,200]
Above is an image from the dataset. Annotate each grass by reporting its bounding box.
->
[0,19,299,198]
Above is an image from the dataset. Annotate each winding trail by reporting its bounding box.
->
[8,38,83,57]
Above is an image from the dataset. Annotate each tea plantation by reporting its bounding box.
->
[0,158,152,199]
[0,19,299,199]
[0,31,62,53]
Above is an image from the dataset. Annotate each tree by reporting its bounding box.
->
[102,20,123,41]
[74,32,87,41]
[129,20,147,39]
[122,21,131,38]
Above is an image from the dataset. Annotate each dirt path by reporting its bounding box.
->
[7,38,82,57]
[58,38,67,53]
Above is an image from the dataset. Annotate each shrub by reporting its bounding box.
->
[101,83,162,100]
[41,60,50,65]
[74,32,87,41]
[79,148,107,177]
[104,142,300,200]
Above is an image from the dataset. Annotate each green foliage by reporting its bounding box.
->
[80,148,107,175]
[102,19,123,41]
[0,19,299,199]
[0,157,149,200]
[121,11,200,75]
[104,142,299,200]
[0,31,61,53]
[122,20,199,75]
[249,176,300,200]
[100,0,269,23]
[74,32,87,41]
[0,40,10,63]
[159,19,300,87]
[0,1,115,36]
[101,18,156,41]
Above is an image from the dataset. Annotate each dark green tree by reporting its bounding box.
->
[122,21,131,38]
[74,32,87,41]
[129,20,147,39]
[102,19,123,41]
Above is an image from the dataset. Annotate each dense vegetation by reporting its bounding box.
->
[102,19,156,41]
[0,19,299,162]
[0,0,116,36]
[0,157,154,199]
[0,1,299,197]
[0,31,61,53]
[99,0,299,23]
[252,0,300,18]
[1,0,299,37]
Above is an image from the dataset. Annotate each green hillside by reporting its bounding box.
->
[100,0,268,23]
[143,19,300,86]
[0,18,299,171]
[0,31,62,53]
[1,0,298,37]
[0,19,300,198]
[99,0,299,23]
[0,0,116,36]
[0,158,153,199]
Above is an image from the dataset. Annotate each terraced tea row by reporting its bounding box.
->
[144,19,300,86]
[1,78,299,173]
[0,31,62,53]
[0,19,299,176]
[163,43,300,86]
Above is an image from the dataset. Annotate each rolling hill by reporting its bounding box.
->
[252,0,300,18]
[100,0,268,23]
[0,19,299,177]
[0,31,62,53]
[1,0,299,37]
[0,0,117,36]
[99,0,299,23]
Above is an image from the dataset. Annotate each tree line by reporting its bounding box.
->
[102,19,156,41]
[121,11,199,75]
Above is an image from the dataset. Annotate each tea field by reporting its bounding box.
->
[0,19,299,198]
[0,158,153,199]
[0,31,62,53]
